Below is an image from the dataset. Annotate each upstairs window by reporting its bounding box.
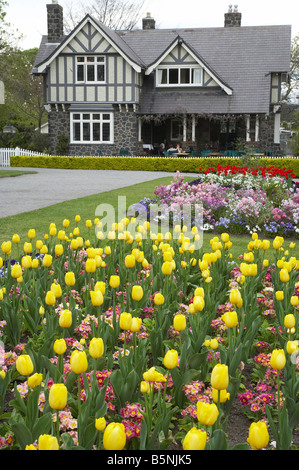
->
[76,56,105,83]
[157,66,202,87]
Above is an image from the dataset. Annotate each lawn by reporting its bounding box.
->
[1,175,298,262]
[0,170,37,178]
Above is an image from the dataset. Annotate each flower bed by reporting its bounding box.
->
[0,212,298,451]
[138,165,299,238]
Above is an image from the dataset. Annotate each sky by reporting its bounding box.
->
[5,0,299,50]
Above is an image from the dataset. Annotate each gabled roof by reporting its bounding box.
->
[33,14,145,74]
[144,35,233,95]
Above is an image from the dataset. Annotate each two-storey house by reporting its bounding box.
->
[32,2,291,156]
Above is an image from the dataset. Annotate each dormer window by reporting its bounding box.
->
[156,66,202,87]
[76,56,105,83]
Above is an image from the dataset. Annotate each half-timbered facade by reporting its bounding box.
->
[32,2,291,156]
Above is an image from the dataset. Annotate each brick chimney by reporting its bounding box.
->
[47,1,64,42]
[142,13,155,30]
[224,5,242,27]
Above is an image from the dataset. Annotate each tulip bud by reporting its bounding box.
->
[89,337,104,359]
[65,271,75,286]
[173,314,186,332]
[210,363,229,390]
[45,291,56,306]
[163,349,179,369]
[16,354,34,376]
[229,288,242,306]
[270,348,286,370]
[280,268,289,283]
[132,285,143,301]
[55,244,64,256]
[86,258,96,273]
[11,264,22,279]
[103,422,126,450]
[28,373,43,389]
[90,290,104,307]
[109,275,120,288]
[284,314,295,329]
[95,417,106,431]
[140,381,150,393]
[247,421,269,450]
[119,312,132,331]
[70,350,88,374]
[154,293,164,305]
[38,434,59,450]
[183,427,207,450]
[54,338,67,355]
[286,340,299,355]
[59,309,72,328]
[161,261,173,275]
[196,401,219,426]
[125,254,135,268]
[130,317,142,333]
[42,254,52,267]
[290,295,299,306]
[51,283,62,298]
[221,310,238,329]
[275,291,284,301]
[212,388,230,403]
[49,383,68,410]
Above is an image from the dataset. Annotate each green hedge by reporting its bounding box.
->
[10,155,299,176]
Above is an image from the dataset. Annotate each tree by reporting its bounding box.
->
[0,0,23,52]
[63,0,146,32]
[282,34,299,102]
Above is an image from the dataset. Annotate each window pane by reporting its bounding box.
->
[169,69,179,84]
[77,64,84,81]
[102,114,110,120]
[87,65,95,81]
[158,69,167,84]
[77,57,84,62]
[192,68,201,84]
[97,64,105,82]
[97,57,105,62]
[83,114,90,120]
[180,68,190,84]
[87,57,94,62]
[83,123,90,141]
[93,114,100,120]
[93,123,101,141]
[73,114,80,120]
[73,123,81,141]
[102,123,110,141]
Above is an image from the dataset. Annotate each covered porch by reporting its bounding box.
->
[138,113,272,156]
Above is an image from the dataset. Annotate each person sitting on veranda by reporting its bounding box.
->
[176,143,182,153]
[158,143,166,156]
[167,143,176,153]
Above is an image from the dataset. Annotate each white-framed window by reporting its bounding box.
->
[76,56,105,83]
[157,66,202,87]
[70,112,113,144]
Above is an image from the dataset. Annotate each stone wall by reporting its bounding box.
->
[258,113,281,155]
[48,105,139,156]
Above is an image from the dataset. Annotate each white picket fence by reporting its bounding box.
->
[0,147,45,167]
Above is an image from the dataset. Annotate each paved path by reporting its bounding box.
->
[0,167,194,218]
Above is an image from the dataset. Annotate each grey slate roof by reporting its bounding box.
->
[32,18,292,115]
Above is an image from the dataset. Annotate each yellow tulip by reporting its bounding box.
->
[290,295,299,306]
[59,309,72,328]
[210,363,229,390]
[38,434,59,450]
[65,271,75,286]
[130,317,142,332]
[161,261,173,275]
[21,256,32,269]
[1,241,11,255]
[95,417,106,431]
[140,381,150,393]
[45,291,56,306]
[90,290,104,307]
[11,264,22,279]
[280,268,290,283]
[284,313,295,329]
[16,354,34,376]
[183,427,207,450]
[109,275,120,288]
[229,288,242,306]
[32,259,39,269]
[270,349,286,370]
[103,422,126,450]
[286,340,299,355]
[55,244,64,256]
[89,338,104,359]
[247,421,269,450]
[163,349,179,369]
[173,314,186,332]
[51,283,62,298]
[70,350,88,374]
[28,229,36,239]
[221,310,238,328]
[23,242,32,254]
[86,258,96,273]
[143,367,166,383]
[49,383,68,410]
[94,281,105,295]
[12,234,20,244]
[54,338,67,355]
[193,295,205,312]
[154,292,164,305]
[196,401,219,426]
[119,312,132,331]
[212,388,230,403]
[42,254,52,267]
[275,291,284,301]
[132,285,143,301]
[125,254,135,268]
[27,373,43,389]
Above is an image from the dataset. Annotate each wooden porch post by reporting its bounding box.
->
[192,114,196,142]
